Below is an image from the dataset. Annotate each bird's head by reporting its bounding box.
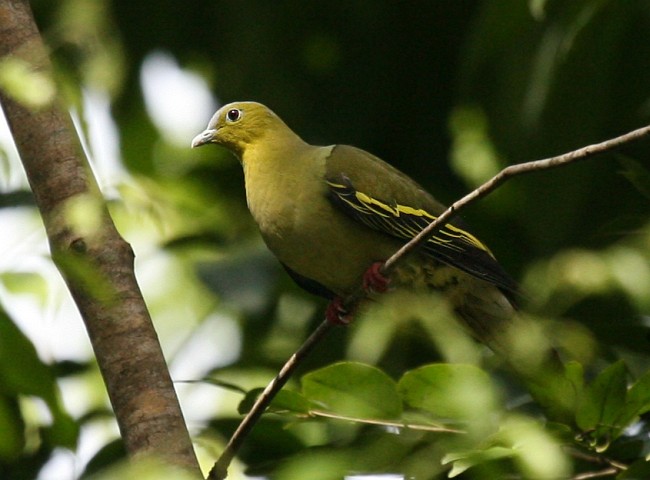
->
[191,101,291,157]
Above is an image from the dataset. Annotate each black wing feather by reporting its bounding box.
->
[326,176,518,295]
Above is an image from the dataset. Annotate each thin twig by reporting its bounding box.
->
[564,447,628,472]
[208,320,334,480]
[570,467,619,480]
[211,124,650,478]
[309,409,465,434]
[383,123,650,274]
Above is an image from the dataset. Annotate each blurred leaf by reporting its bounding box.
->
[0,272,48,306]
[52,251,116,304]
[0,311,78,449]
[528,0,548,20]
[273,450,353,480]
[301,362,402,419]
[0,311,57,403]
[398,364,499,421]
[79,439,126,479]
[0,58,55,107]
[443,446,514,477]
[42,409,78,450]
[52,359,92,378]
[618,156,650,200]
[196,249,279,314]
[239,388,310,416]
[0,393,24,461]
[443,414,570,478]
[618,458,650,479]
[81,456,196,480]
[0,191,35,208]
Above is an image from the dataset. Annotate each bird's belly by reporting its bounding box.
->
[259,205,400,296]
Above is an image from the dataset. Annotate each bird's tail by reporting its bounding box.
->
[450,276,575,423]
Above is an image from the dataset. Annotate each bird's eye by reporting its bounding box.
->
[226,109,242,122]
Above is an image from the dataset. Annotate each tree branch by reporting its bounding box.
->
[383,123,650,274]
[0,1,200,475]
[208,320,332,480]
[210,121,650,477]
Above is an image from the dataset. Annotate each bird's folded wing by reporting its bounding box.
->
[326,176,518,295]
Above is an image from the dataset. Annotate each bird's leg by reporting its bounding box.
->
[362,261,391,294]
[325,297,355,325]
[326,262,390,325]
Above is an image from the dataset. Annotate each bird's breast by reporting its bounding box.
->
[242,154,398,295]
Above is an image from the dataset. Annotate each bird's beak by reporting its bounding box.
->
[191,129,217,148]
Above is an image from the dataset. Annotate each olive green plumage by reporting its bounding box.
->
[192,101,517,351]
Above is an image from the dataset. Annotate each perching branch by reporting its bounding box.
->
[0,1,200,475]
[211,123,650,478]
[308,410,465,434]
[383,123,650,274]
[209,321,332,480]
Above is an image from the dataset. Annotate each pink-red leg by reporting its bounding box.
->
[325,297,354,325]
[326,263,390,325]
[362,261,390,294]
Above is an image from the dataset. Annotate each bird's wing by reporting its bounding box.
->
[325,145,518,295]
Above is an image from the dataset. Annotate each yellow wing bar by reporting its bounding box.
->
[326,177,518,294]
[326,180,493,256]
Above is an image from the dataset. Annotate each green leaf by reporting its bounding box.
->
[0,393,24,460]
[617,458,650,479]
[301,362,402,419]
[576,361,627,448]
[0,58,55,107]
[626,370,650,417]
[618,156,650,200]
[0,272,48,306]
[444,416,570,479]
[398,364,498,420]
[0,311,57,403]
[239,388,310,415]
[443,446,514,477]
[0,311,78,449]
[83,456,198,480]
[610,369,650,438]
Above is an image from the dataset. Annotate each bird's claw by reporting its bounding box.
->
[326,297,353,325]
[362,262,390,294]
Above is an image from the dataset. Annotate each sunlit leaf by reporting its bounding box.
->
[83,456,197,480]
[398,364,499,421]
[273,450,352,480]
[0,272,48,306]
[0,58,55,107]
[301,362,402,419]
[443,446,514,477]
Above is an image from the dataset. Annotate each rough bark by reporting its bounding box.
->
[0,1,201,475]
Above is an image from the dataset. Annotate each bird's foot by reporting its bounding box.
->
[325,297,354,325]
[362,262,390,294]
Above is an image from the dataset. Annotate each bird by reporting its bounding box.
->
[191,101,519,354]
